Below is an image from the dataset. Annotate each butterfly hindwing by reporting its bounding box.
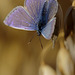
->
[41,17,56,40]
[47,0,58,21]
[4,6,37,31]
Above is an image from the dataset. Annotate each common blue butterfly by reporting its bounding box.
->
[4,0,58,40]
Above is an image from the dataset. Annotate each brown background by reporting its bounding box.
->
[0,0,72,75]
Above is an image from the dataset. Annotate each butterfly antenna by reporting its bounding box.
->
[39,36,43,49]
[27,32,36,44]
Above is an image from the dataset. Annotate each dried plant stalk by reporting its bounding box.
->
[56,35,74,75]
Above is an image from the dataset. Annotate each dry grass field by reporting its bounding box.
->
[0,0,75,75]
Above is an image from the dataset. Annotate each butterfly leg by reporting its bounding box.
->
[27,32,37,44]
[39,36,43,49]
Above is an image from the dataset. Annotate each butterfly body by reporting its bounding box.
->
[37,1,49,36]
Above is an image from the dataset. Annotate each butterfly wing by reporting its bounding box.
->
[4,6,37,31]
[24,0,46,23]
[47,0,58,21]
[41,17,56,40]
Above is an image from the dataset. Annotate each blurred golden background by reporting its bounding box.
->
[0,0,75,75]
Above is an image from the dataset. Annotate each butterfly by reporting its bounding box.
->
[4,0,58,40]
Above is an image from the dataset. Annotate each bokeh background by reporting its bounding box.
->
[0,0,75,75]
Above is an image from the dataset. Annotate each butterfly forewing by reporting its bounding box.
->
[4,6,37,31]
[25,0,46,23]
[41,17,56,40]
